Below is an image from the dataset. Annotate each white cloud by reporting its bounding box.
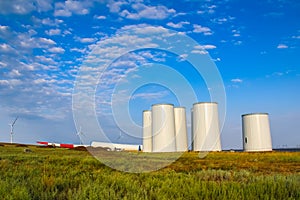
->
[8,69,21,77]
[212,17,228,24]
[197,10,205,15]
[70,47,87,53]
[0,61,7,67]
[65,0,90,14]
[174,12,187,17]
[33,78,54,85]
[137,51,166,62]
[234,40,242,45]
[121,24,168,35]
[79,37,96,43]
[232,29,241,37]
[277,44,288,49]
[0,0,52,14]
[0,79,21,86]
[119,3,176,20]
[48,47,65,53]
[39,37,56,45]
[107,0,128,13]
[0,0,35,14]
[131,91,170,100]
[35,55,57,64]
[35,0,53,12]
[0,80,9,85]
[19,62,35,71]
[28,29,37,36]
[266,70,295,78]
[94,15,107,19]
[0,43,15,53]
[167,21,190,28]
[193,24,212,35]
[231,78,243,83]
[45,29,61,36]
[0,25,9,31]
[292,35,300,39]
[212,58,221,62]
[177,54,188,62]
[194,44,217,50]
[9,32,58,52]
[197,4,217,15]
[63,30,72,35]
[54,9,72,17]
[0,24,74,123]
[191,50,208,55]
[54,0,92,17]
[42,18,64,26]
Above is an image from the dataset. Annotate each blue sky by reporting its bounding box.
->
[0,0,299,149]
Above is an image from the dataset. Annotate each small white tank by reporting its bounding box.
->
[242,113,272,152]
[192,102,222,151]
[152,104,176,152]
[142,110,152,152]
[174,107,188,152]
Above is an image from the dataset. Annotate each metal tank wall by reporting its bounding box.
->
[191,108,194,151]
[152,104,176,152]
[143,110,152,152]
[174,107,188,152]
[192,102,222,151]
[242,113,272,152]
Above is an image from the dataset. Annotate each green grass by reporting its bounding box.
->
[0,144,299,200]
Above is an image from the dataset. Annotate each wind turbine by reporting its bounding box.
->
[76,126,84,145]
[9,116,18,144]
[116,130,123,141]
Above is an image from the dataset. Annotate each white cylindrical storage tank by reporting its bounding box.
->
[242,113,272,152]
[192,102,222,151]
[143,110,152,152]
[174,107,188,152]
[152,104,176,152]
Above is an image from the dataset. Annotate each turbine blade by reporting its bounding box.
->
[12,116,19,126]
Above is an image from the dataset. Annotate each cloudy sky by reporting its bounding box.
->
[0,0,299,149]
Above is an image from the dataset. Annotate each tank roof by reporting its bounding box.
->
[193,102,218,105]
[242,113,269,117]
[151,103,174,107]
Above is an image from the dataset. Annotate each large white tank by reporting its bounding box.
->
[142,110,152,152]
[152,104,176,152]
[192,102,222,151]
[174,107,188,152]
[242,113,272,152]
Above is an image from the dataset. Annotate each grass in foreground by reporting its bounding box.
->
[0,144,299,200]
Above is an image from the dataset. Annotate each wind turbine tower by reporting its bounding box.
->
[9,116,18,144]
[76,126,84,145]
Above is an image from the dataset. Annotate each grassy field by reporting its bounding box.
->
[0,144,299,200]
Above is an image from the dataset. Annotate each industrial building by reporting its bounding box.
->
[91,141,142,151]
[242,113,272,152]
